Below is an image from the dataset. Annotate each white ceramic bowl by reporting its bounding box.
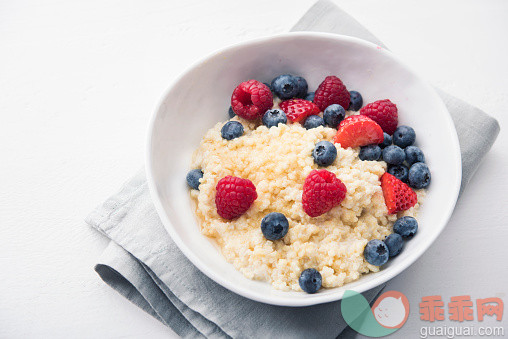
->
[146,32,461,306]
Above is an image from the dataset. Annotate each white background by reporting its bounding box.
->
[1,0,507,337]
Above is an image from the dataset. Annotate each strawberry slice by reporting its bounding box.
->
[333,115,384,148]
[380,173,417,214]
[279,99,320,123]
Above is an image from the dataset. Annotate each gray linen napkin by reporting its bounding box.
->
[86,1,500,338]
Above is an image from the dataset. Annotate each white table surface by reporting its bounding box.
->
[1,0,507,337]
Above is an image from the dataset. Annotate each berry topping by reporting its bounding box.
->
[359,144,382,161]
[271,74,302,100]
[228,106,236,119]
[380,132,392,148]
[221,121,244,140]
[360,99,398,134]
[312,141,337,167]
[279,98,320,123]
[388,164,409,183]
[405,146,425,166]
[305,92,315,102]
[380,173,417,214]
[382,145,405,165]
[186,169,203,190]
[261,212,289,241]
[384,233,403,257]
[215,176,257,220]
[313,76,350,111]
[302,169,347,217]
[348,90,363,111]
[299,268,322,294]
[231,80,273,120]
[303,115,325,129]
[262,109,287,128]
[408,163,431,189]
[323,104,346,128]
[333,115,384,149]
[392,125,416,148]
[393,216,418,238]
[364,239,389,266]
[295,76,309,98]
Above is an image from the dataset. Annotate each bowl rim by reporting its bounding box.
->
[145,31,462,307]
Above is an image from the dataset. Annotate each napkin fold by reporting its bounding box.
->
[86,1,500,338]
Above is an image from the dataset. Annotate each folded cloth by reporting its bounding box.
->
[86,1,500,338]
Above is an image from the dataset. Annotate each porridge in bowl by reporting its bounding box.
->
[187,74,430,293]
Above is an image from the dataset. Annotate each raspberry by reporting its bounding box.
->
[231,80,273,120]
[215,176,257,220]
[279,99,320,123]
[313,76,350,111]
[302,169,347,217]
[380,173,417,214]
[333,115,384,148]
[360,99,398,135]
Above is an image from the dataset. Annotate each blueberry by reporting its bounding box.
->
[262,109,287,128]
[388,164,409,182]
[304,115,325,129]
[261,212,289,241]
[228,106,236,119]
[295,76,308,98]
[393,216,418,238]
[312,141,337,167]
[384,233,403,257]
[364,239,389,266]
[359,144,382,161]
[382,145,405,165]
[299,268,322,294]
[305,92,315,102]
[271,74,300,100]
[380,132,392,148]
[405,146,425,166]
[323,104,346,128]
[408,163,431,189]
[392,125,416,148]
[186,169,203,190]
[348,91,363,111]
[221,121,244,140]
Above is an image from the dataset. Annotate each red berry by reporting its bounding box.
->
[215,176,257,220]
[302,169,347,217]
[333,115,384,148]
[380,173,417,214]
[360,99,398,135]
[231,80,273,120]
[279,99,320,123]
[313,76,350,111]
